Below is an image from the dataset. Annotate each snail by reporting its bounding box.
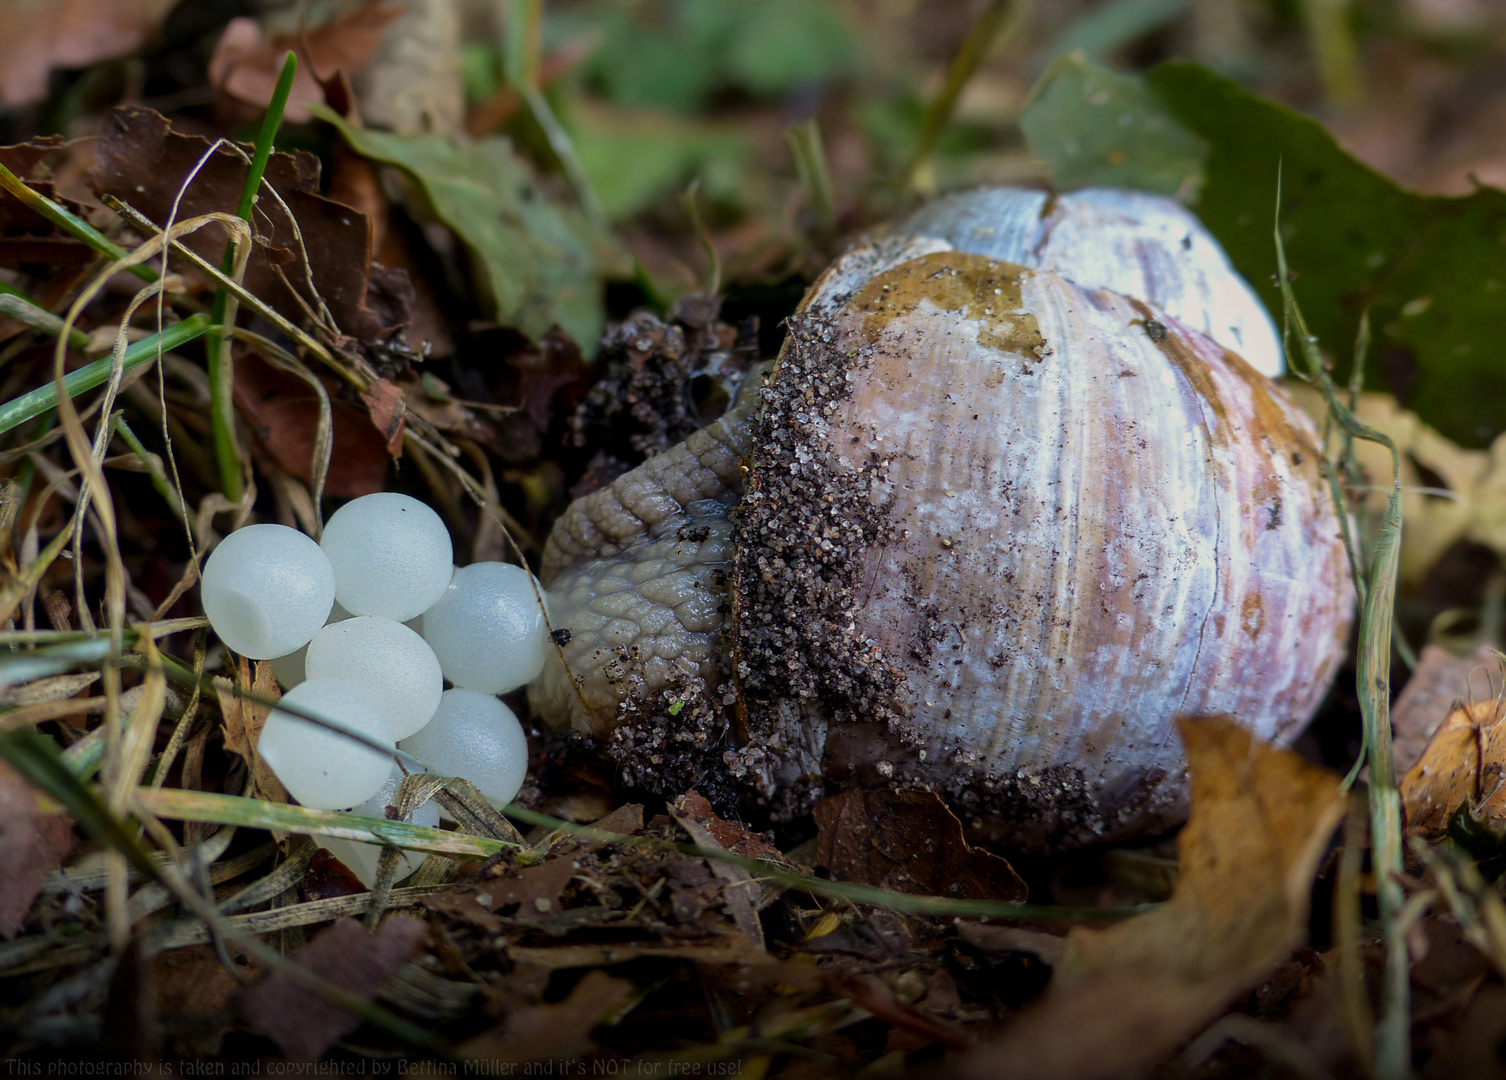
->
[530,187,1353,849]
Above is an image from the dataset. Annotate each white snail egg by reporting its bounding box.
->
[201,524,335,660]
[397,688,529,808]
[259,678,393,810]
[305,616,443,740]
[420,562,547,694]
[320,763,440,887]
[269,601,353,689]
[320,493,453,621]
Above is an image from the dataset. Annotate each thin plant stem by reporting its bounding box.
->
[902,0,1020,191]
[0,313,212,436]
[205,50,298,501]
[1273,173,1409,1080]
[500,803,1152,923]
[0,163,156,283]
[785,119,837,238]
[0,294,91,351]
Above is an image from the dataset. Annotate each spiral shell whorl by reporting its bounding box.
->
[532,189,1351,847]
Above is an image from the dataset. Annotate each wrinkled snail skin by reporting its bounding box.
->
[532,190,1354,849]
[531,397,755,732]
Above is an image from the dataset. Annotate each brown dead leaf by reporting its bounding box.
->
[460,969,635,1066]
[215,658,288,805]
[505,933,768,971]
[360,378,407,459]
[424,855,583,932]
[0,0,178,105]
[0,137,92,266]
[1394,644,1503,774]
[238,915,427,1060]
[209,6,405,124]
[824,972,971,1051]
[675,791,781,861]
[814,788,1026,902]
[0,758,74,938]
[154,943,260,1015]
[672,792,768,949]
[589,803,644,835]
[954,924,1068,964]
[90,106,408,344]
[0,138,96,343]
[1401,697,1506,837]
[234,352,390,498]
[957,716,1345,1080]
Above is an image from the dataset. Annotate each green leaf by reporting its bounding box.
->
[1038,0,1196,69]
[569,108,751,221]
[573,0,862,114]
[1021,56,1506,448]
[1019,55,1206,198]
[310,105,610,350]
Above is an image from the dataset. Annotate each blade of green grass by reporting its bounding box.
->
[902,0,1020,191]
[785,118,836,239]
[500,803,1151,922]
[204,50,298,502]
[0,294,91,351]
[0,312,212,436]
[0,163,157,284]
[1273,172,1409,1080]
[134,787,533,861]
[0,728,450,1057]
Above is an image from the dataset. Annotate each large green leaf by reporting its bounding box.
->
[1018,57,1205,198]
[312,106,611,349]
[1021,56,1506,448]
[567,108,751,221]
[569,0,862,114]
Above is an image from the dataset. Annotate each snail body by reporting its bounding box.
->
[533,188,1352,848]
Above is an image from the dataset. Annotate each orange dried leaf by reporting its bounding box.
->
[958,716,1344,1080]
[1400,697,1506,838]
[215,659,288,806]
[360,378,407,460]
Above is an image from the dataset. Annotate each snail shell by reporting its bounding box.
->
[532,189,1352,848]
[889,187,1283,378]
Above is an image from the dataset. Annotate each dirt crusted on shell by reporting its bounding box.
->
[726,312,908,819]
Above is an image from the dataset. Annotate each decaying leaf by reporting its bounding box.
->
[215,659,288,806]
[311,104,611,349]
[1393,644,1503,774]
[209,5,405,123]
[90,106,410,344]
[360,378,407,460]
[460,969,634,1065]
[814,788,1026,902]
[1401,697,1506,838]
[0,758,74,939]
[672,792,766,948]
[0,0,177,105]
[237,915,428,1060]
[234,352,391,498]
[674,790,780,860]
[957,716,1345,1080]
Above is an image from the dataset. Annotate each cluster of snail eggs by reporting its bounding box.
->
[200,493,548,883]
